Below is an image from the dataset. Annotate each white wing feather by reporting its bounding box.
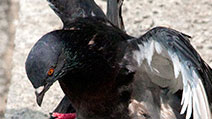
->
[133,39,211,119]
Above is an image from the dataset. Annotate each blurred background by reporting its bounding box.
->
[0,0,212,119]
[0,0,18,118]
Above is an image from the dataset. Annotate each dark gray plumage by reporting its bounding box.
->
[47,0,107,27]
[26,17,212,119]
[25,17,132,119]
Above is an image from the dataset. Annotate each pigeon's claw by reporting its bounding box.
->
[50,112,76,119]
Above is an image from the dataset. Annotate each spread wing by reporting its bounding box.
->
[128,27,212,119]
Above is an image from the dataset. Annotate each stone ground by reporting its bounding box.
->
[2,0,212,119]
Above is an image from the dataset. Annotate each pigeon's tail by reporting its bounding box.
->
[47,0,106,26]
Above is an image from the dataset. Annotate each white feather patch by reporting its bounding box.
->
[155,41,162,54]
[168,52,181,79]
[147,40,155,67]
[91,11,96,16]
[192,70,211,119]
[135,40,160,67]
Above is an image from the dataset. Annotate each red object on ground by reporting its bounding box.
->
[52,112,76,119]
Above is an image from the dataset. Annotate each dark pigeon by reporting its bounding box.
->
[26,16,212,119]
[25,1,212,119]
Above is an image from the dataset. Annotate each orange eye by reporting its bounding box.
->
[48,68,54,76]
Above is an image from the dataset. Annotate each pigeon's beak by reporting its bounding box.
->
[35,83,53,106]
[34,72,64,106]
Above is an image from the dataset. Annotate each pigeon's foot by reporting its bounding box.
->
[50,112,76,119]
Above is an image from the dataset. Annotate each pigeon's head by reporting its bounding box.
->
[25,31,65,106]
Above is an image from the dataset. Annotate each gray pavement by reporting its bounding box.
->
[0,0,11,118]
[4,0,212,119]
